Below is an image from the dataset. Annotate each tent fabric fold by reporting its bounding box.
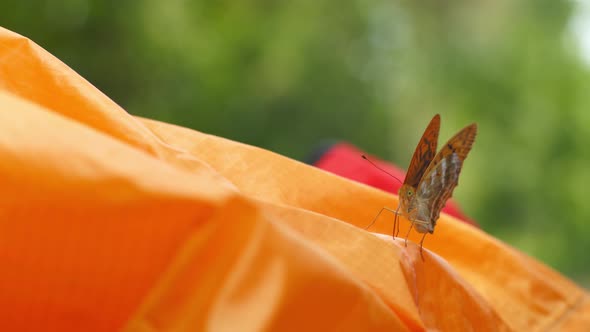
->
[0,27,588,331]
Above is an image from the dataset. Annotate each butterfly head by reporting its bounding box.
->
[399,184,436,234]
[398,184,417,217]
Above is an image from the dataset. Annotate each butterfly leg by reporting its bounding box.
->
[365,208,385,230]
[419,233,427,261]
[365,207,398,231]
[394,206,401,237]
[392,210,397,239]
[404,221,414,247]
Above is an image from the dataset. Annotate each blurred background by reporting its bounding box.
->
[3,0,590,285]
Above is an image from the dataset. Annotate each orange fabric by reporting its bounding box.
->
[0,26,588,331]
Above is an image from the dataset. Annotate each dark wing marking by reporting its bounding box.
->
[403,114,440,188]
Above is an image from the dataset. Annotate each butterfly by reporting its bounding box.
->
[364,114,477,259]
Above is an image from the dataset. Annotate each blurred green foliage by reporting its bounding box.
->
[3,0,590,285]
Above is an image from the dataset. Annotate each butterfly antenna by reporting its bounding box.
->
[361,155,403,184]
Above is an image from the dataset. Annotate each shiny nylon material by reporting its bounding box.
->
[0,27,588,331]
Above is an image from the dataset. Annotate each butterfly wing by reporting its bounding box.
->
[415,123,477,229]
[403,114,441,188]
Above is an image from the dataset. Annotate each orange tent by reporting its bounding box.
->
[0,26,587,331]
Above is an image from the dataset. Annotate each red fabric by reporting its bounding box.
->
[314,143,478,227]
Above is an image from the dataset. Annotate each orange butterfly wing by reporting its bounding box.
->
[415,123,477,229]
[403,114,440,188]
